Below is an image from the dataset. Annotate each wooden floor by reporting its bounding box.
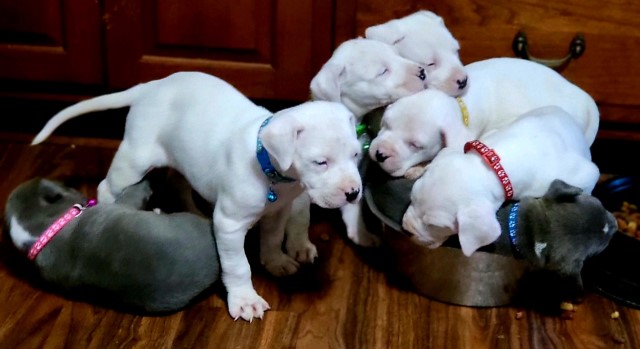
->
[1,132,639,349]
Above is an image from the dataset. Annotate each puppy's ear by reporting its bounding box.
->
[545,179,583,202]
[38,178,65,203]
[365,23,405,46]
[260,115,303,171]
[310,62,345,102]
[457,202,501,256]
[417,10,445,26]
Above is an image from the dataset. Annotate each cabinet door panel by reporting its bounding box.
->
[106,0,329,100]
[0,0,102,84]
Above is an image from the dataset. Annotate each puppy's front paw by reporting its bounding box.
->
[97,180,116,204]
[227,289,270,322]
[261,251,301,276]
[285,237,318,264]
[404,164,428,180]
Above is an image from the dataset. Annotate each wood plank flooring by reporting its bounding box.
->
[0,132,639,349]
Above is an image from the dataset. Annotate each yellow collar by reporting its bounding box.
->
[456,97,470,127]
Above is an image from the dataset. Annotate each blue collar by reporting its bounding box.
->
[257,116,296,202]
[507,202,523,258]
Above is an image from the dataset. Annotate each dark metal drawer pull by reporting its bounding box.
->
[512,31,585,69]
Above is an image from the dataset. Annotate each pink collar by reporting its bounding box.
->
[464,140,514,200]
[28,199,97,261]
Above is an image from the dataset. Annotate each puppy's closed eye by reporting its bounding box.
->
[313,160,328,167]
[376,68,389,77]
[408,141,424,150]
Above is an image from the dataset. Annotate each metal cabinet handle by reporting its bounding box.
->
[512,31,585,69]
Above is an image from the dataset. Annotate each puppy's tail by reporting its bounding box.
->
[31,84,145,145]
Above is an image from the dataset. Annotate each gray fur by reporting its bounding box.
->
[502,179,616,293]
[5,178,219,313]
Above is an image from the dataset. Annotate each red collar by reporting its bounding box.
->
[28,199,97,261]
[463,140,514,200]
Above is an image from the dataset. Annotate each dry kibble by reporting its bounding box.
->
[560,302,575,311]
[614,201,640,239]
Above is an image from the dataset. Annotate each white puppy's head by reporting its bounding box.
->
[401,149,502,256]
[310,38,428,119]
[262,101,363,209]
[369,89,471,177]
[365,10,468,97]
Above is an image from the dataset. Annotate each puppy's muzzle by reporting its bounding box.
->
[418,67,426,81]
[345,189,360,203]
[375,150,390,163]
[457,76,468,90]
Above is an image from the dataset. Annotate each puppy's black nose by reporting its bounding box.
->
[457,76,468,90]
[375,150,390,163]
[345,189,360,203]
[418,67,426,81]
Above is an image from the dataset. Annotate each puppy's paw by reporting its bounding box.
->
[285,237,318,264]
[261,252,301,276]
[347,229,381,247]
[404,164,428,180]
[97,180,116,204]
[227,289,270,322]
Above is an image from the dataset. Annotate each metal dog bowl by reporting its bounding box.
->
[584,176,640,309]
[363,164,527,307]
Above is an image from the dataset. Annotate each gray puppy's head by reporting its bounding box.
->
[5,178,86,251]
[515,179,616,303]
[518,179,616,270]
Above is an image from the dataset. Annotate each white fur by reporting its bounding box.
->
[310,37,427,120]
[365,10,468,96]
[369,57,600,178]
[31,72,363,322]
[402,106,600,256]
[9,216,36,250]
[534,242,548,257]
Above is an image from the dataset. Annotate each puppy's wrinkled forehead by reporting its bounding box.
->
[296,102,359,146]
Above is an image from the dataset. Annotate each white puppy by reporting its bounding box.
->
[365,10,468,96]
[310,37,427,120]
[370,57,600,178]
[307,37,427,247]
[402,106,600,256]
[31,72,363,322]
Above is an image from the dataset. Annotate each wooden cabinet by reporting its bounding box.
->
[104,0,333,100]
[0,0,102,85]
[353,0,640,140]
[0,0,334,101]
[2,0,640,142]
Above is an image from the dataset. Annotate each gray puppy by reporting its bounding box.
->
[4,177,219,313]
[366,172,617,310]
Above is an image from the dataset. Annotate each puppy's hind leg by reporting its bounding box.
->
[98,142,164,204]
[260,205,301,276]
